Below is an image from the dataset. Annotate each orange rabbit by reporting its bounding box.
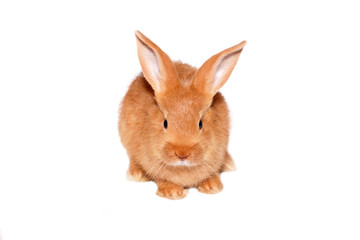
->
[119,31,246,199]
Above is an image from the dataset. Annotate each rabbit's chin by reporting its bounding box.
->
[165,160,200,167]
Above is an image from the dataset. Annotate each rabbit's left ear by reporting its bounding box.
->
[193,41,246,96]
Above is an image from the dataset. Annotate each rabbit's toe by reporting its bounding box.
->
[156,181,188,200]
[198,175,223,194]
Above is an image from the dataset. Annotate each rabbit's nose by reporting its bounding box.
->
[175,152,190,161]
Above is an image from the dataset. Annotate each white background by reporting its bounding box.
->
[0,0,359,239]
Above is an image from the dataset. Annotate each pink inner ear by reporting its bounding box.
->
[212,50,242,91]
[141,44,161,87]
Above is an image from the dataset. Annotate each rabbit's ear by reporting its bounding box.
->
[194,41,246,96]
[135,31,177,94]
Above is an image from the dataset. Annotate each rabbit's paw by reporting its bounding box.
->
[126,163,150,182]
[198,175,223,194]
[156,181,188,200]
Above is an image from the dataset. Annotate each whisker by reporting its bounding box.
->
[144,159,162,178]
[153,160,166,179]
[201,160,216,174]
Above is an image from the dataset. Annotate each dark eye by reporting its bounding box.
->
[164,119,168,129]
[199,120,203,129]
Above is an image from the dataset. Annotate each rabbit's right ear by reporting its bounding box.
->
[135,31,177,94]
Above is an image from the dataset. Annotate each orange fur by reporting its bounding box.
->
[119,31,246,199]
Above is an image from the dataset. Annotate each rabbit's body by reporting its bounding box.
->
[119,62,233,188]
[119,31,245,199]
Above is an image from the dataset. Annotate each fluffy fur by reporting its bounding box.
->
[119,31,246,199]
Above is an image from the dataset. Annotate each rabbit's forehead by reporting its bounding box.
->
[158,90,209,117]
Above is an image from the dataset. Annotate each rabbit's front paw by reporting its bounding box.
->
[156,181,188,200]
[198,175,223,194]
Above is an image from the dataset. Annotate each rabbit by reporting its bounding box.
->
[118,31,246,200]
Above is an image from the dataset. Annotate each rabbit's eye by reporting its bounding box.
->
[163,119,168,129]
[199,120,203,129]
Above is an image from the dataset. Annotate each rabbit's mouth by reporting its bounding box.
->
[165,159,200,167]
